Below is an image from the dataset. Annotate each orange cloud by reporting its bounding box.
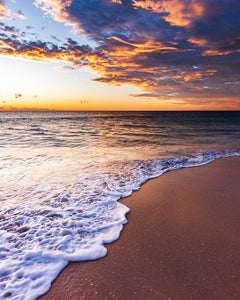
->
[132,0,205,26]
[0,0,239,108]
[33,0,76,26]
[111,0,122,3]
[14,11,27,20]
[1,29,239,108]
[0,36,90,64]
[0,1,11,19]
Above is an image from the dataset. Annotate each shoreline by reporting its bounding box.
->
[39,156,240,300]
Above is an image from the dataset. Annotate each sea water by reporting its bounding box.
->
[0,111,239,299]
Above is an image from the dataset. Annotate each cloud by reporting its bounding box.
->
[14,10,27,20]
[0,22,17,34]
[187,0,240,53]
[0,0,239,107]
[0,33,92,65]
[129,93,163,98]
[0,105,51,111]
[132,0,205,26]
[58,65,76,71]
[51,35,61,42]
[0,1,11,19]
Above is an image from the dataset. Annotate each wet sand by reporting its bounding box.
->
[39,156,240,300]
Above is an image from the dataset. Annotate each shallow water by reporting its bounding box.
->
[0,111,239,299]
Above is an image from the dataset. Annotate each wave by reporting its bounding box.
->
[0,150,239,299]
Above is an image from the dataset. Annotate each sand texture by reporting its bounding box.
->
[39,157,240,300]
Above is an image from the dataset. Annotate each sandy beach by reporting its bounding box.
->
[39,156,240,300]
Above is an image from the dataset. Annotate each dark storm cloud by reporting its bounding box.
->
[187,0,240,52]
[67,0,174,44]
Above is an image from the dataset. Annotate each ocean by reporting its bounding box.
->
[0,111,239,299]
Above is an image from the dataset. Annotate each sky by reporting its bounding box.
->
[0,0,239,111]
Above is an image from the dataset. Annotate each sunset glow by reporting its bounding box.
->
[0,0,239,110]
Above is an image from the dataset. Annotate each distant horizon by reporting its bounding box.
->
[1,109,239,112]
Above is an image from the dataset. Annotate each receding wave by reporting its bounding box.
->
[0,149,239,299]
[0,111,239,299]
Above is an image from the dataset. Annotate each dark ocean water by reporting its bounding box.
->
[0,111,239,299]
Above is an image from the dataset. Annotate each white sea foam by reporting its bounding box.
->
[0,111,239,299]
[0,148,239,299]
